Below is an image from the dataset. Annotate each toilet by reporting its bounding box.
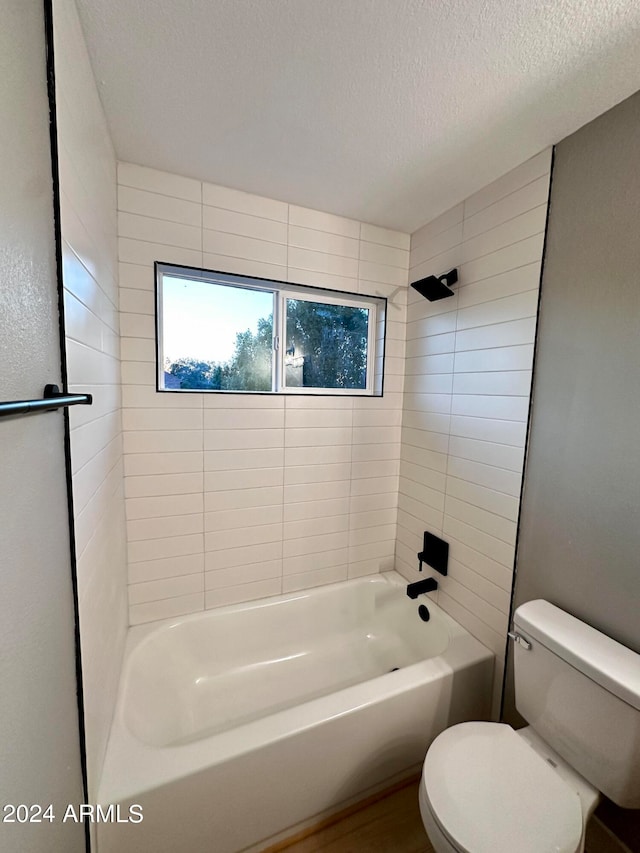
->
[419,599,640,852]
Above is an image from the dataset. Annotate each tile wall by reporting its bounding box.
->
[116,163,409,624]
[54,0,129,796]
[395,150,553,712]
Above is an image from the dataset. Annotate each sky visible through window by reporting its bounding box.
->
[162,276,273,363]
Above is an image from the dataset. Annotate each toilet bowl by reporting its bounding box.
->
[419,722,598,853]
[418,600,640,852]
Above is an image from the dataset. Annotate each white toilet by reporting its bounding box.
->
[419,599,640,853]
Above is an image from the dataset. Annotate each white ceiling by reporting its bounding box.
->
[75,0,640,233]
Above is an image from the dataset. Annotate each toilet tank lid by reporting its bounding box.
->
[514,600,640,712]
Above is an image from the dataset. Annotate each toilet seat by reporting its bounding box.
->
[422,722,584,853]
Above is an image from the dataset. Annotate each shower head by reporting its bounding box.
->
[410,268,458,301]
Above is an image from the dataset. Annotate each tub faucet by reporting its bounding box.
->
[406,577,438,599]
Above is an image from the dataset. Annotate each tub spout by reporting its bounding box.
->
[406,577,438,599]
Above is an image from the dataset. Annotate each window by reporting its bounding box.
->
[156,264,386,395]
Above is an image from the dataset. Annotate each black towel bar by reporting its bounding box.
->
[0,384,93,418]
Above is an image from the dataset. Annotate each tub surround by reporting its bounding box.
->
[54,0,129,799]
[396,150,553,712]
[98,572,493,853]
[117,163,410,625]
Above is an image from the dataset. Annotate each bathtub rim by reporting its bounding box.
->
[98,571,493,805]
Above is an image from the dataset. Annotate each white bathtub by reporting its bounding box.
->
[98,572,493,853]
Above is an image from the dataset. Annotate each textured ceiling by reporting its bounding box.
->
[75,0,640,232]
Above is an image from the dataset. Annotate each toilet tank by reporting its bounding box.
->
[513,600,640,808]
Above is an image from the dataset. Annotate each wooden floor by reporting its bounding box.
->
[275,780,434,853]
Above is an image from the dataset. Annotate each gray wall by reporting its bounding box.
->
[0,2,85,851]
[508,89,640,848]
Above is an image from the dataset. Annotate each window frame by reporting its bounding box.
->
[155,262,386,397]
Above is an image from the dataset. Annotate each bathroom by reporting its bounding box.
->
[1,0,639,851]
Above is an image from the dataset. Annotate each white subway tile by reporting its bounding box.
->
[204,485,283,511]
[411,203,463,249]
[118,185,201,227]
[126,492,203,520]
[128,532,203,563]
[119,262,152,291]
[202,183,287,221]
[348,540,395,564]
[461,232,545,285]
[128,553,204,584]
[283,530,348,558]
[289,205,359,238]
[205,560,282,590]
[350,476,399,496]
[285,427,353,448]
[205,541,282,571]
[456,263,541,310]
[120,312,155,338]
[287,267,358,293]
[360,241,409,269]
[288,246,358,278]
[205,579,282,610]
[351,459,399,480]
[283,565,348,593]
[288,225,359,259]
[120,337,155,363]
[205,523,283,552]
[124,451,203,476]
[204,409,284,430]
[121,385,202,409]
[438,578,508,638]
[446,455,522,497]
[204,429,283,450]
[124,472,202,498]
[445,495,517,546]
[203,229,287,266]
[118,236,202,268]
[361,223,410,250]
[349,524,396,547]
[128,573,203,606]
[284,463,352,486]
[454,317,537,352]
[118,162,201,202]
[284,497,350,522]
[450,393,529,422]
[118,211,201,251]
[205,505,282,532]
[283,548,348,575]
[443,516,515,569]
[449,415,526,447]
[130,592,204,625]
[285,444,351,467]
[123,408,202,432]
[202,252,286,281]
[452,371,531,397]
[204,467,283,491]
[448,435,525,472]
[456,290,539,331]
[123,430,202,454]
[463,175,550,241]
[453,344,534,373]
[285,408,352,429]
[446,536,513,590]
[463,150,551,219]
[359,259,408,287]
[284,514,348,541]
[284,480,351,504]
[461,205,547,265]
[203,206,287,243]
[446,477,519,521]
[204,447,284,471]
[127,512,203,542]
